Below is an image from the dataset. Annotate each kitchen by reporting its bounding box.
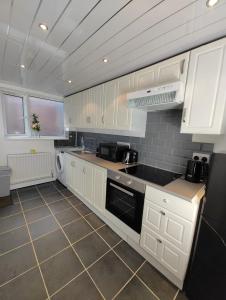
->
[0,0,226,299]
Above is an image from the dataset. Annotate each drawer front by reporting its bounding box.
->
[145,185,195,221]
[143,201,193,253]
[141,226,188,280]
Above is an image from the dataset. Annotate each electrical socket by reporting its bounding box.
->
[193,152,211,163]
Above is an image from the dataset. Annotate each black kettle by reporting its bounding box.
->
[185,156,209,183]
[122,149,138,165]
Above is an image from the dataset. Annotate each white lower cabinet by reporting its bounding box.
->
[65,154,107,213]
[142,201,193,253]
[93,166,107,213]
[82,161,94,204]
[141,226,187,279]
[140,185,199,281]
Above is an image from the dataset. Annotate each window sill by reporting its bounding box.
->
[4,136,68,141]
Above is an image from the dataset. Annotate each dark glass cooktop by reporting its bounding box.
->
[119,164,181,186]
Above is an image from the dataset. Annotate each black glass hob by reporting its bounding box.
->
[119,164,181,186]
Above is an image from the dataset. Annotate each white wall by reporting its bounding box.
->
[0,83,63,172]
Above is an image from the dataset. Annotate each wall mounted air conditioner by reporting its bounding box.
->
[127,81,185,111]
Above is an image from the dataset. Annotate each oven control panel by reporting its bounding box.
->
[107,170,146,194]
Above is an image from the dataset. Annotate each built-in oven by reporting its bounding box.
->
[106,170,145,233]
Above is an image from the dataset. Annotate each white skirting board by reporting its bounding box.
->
[7,152,54,189]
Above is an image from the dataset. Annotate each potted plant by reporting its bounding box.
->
[31,113,40,137]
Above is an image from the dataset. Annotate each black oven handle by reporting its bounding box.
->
[109,182,134,197]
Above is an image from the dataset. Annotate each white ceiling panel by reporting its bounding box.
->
[58,0,196,80]
[62,0,226,87]
[0,0,225,96]
[39,0,131,75]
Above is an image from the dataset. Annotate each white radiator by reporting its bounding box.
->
[8,152,54,186]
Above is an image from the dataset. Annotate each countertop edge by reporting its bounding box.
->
[65,151,205,203]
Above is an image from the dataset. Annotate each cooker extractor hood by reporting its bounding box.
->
[127,81,185,111]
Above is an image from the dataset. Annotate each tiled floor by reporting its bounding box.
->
[0,181,188,300]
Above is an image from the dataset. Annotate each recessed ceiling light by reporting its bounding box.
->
[206,0,219,7]
[68,80,72,84]
[103,58,108,63]
[39,23,48,31]
[20,64,25,69]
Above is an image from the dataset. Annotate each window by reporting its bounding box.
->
[4,94,25,135]
[28,97,64,136]
[2,93,65,138]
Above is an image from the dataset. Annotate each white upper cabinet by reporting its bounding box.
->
[134,65,156,90]
[64,93,81,128]
[115,74,134,130]
[181,38,226,134]
[134,52,189,91]
[64,96,73,128]
[102,80,117,129]
[155,53,189,85]
[93,84,104,129]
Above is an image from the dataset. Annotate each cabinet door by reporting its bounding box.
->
[93,166,107,213]
[115,74,133,130]
[160,207,193,253]
[142,200,163,234]
[65,155,81,194]
[65,154,72,188]
[159,238,187,280]
[140,225,161,260]
[64,97,73,129]
[134,65,156,90]
[143,201,193,253]
[71,158,82,195]
[82,161,94,203]
[155,53,189,85]
[102,80,117,129]
[181,38,226,134]
[80,90,89,128]
[93,85,104,128]
[140,226,187,280]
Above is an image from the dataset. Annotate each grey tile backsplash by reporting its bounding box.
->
[75,110,213,174]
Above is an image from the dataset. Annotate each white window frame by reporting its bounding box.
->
[1,92,66,140]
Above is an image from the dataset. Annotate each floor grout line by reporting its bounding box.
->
[0,241,31,257]
[173,288,180,300]
[0,265,38,288]
[4,183,166,299]
[70,196,164,300]
[17,190,51,300]
[0,224,26,236]
[112,260,147,300]
[136,273,161,300]
[35,186,106,300]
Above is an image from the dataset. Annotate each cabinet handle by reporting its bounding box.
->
[180,59,185,75]
[182,108,186,123]
[101,114,104,124]
[160,210,165,216]
[162,199,168,203]
[156,239,162,244]
[83,167,86,174]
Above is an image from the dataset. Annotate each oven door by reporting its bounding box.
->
[106,179,144,233]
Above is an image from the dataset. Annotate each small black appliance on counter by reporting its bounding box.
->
[122,149,138,164]
[96,143,129,162]
[185,156,209,183]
